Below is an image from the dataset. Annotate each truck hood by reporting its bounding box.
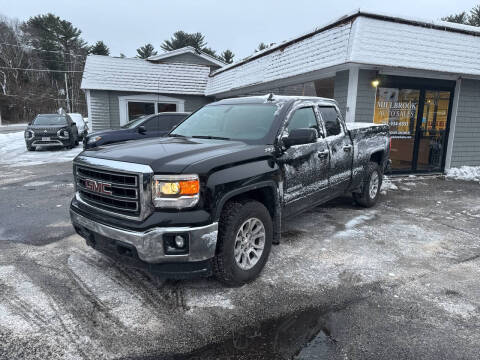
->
[78,136,269,174]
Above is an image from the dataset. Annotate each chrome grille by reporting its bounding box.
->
[76,165,140,216]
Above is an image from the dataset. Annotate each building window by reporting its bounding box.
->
[158,103,177,113]
[128,102,155,121]
[127,102,177,121]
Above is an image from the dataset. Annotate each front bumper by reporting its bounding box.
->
[26,136,70,147]
[70,208,218,264]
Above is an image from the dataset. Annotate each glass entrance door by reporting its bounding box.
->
[415,91,451,172]
[374,85,453,173]
[374,88,420,171]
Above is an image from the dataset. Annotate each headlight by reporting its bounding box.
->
[88,136,102,144]
[152,174,200,208]
[57,129,69,139]
[24,130,34,139]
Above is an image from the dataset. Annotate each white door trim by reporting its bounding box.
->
[118,94,185,126]
[444,78,462,171]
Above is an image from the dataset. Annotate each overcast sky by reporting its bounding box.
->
[1,0,477,59]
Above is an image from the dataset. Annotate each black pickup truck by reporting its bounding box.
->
[70,95,390,285]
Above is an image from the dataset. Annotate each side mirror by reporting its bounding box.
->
[283,128,317,148]
[28,122,31,126]
[138,125,146,134]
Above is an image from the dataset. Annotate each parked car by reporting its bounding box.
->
[25,113,80,151]
[68,113,88,140]
[83,112,190,149]
[70,95,390,285]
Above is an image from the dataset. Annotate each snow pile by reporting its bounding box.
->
[446,166,480,183]
[0,131,82,167]
[381,176,398,194]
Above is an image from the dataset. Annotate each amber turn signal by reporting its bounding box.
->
[179,180,200,195]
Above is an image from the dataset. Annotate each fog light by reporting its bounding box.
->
[175,235,185,248]
[163,233,189,255]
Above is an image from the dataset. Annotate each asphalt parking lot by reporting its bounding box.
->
[0,159,479,360]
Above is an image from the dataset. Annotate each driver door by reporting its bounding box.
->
[278,106,330,217]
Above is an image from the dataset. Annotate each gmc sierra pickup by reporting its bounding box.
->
[70,95,390,285]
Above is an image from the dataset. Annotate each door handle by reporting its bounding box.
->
[343,145,352,152]
[317,150,329,158]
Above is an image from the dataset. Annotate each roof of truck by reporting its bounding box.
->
[210,94,337,106]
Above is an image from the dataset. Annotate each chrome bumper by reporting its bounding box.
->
[70,209,218,263]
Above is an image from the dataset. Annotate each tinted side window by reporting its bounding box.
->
[287,107,318,133]
[143,116,159,131]
[158,115,183,131]
[319,107,341,136]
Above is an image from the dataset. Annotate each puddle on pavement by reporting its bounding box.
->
[178,307,337,359]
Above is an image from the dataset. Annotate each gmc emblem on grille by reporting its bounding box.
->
[84,179,112,195]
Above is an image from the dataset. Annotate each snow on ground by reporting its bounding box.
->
[380,176,398,194]
[446,166,480,183]
[0,131,82,167]
[0,123,28,128]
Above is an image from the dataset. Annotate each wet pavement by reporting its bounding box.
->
[0,161,480,359]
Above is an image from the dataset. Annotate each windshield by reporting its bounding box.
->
[121,115,149,129]
[33,114,67,126]
[170,104,278,143]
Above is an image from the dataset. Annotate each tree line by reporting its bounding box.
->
[0,12,243,123]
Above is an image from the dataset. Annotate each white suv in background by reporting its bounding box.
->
[68,113,88,139]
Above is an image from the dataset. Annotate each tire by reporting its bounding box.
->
[213,200,273,286]
[26,145,35,151]
[353,161,383,208]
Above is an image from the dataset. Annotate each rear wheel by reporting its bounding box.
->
[353,161,382,208]
[213,200,273,286]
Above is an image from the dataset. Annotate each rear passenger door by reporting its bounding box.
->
[318,106,353,193]
[279,106,330,217]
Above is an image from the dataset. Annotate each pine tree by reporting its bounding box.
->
[442,12,469,24]
[220,49,234,64]
[469,5,480,26]
[136,43,157,59]
[89,41,110,56]
[254,42,275,52]
[161,31,207,52]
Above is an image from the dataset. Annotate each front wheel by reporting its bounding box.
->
[213,200,273,286]
[26,145,35,151]
[353,161,383,208]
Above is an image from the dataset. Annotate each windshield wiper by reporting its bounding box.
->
[191,135,231,140]
[168,133,187,138]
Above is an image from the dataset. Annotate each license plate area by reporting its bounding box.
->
[42,137,50,141]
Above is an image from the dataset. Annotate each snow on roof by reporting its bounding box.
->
[81,55,211,95]
[147,46,226,67]
[206,10,480,96]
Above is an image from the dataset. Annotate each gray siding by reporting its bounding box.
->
[181,95,212,112]
[355,70,376,123]
[90,90,111,132]
[88,90,212,131]
[237,82,317,97]
[450,79,480,167]
[334,70,349,118]
[152,53,221,71]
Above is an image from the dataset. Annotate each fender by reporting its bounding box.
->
[214,180,279,221]
[213,180,282,244]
